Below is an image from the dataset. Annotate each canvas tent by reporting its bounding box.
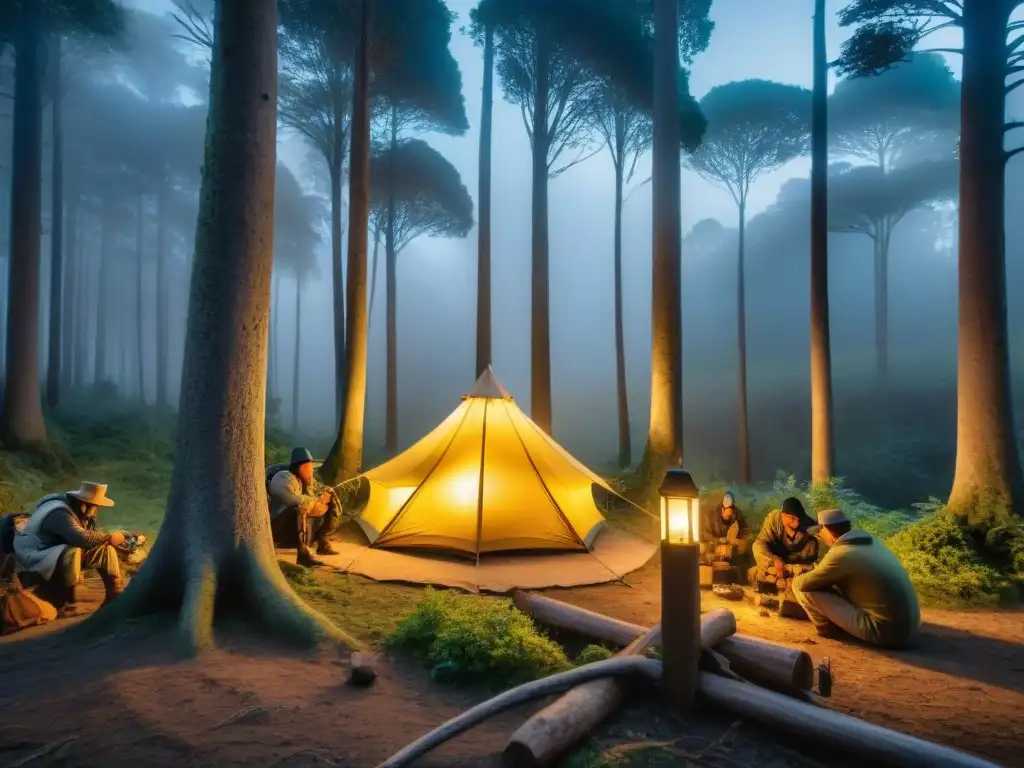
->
[353,367,617,557]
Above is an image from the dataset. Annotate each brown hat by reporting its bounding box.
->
[68,481,115,508]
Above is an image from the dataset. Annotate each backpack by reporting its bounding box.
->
[1,569,57,635]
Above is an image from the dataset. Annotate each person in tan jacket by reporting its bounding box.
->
[792,508,920,648]
[267,448,340,567]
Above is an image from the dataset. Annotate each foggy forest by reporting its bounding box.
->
[1,1,1023,767]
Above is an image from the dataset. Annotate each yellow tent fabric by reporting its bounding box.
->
[354,367,613,556]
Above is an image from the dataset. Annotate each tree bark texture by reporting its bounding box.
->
[322,0,372,483]
[612,120,631,468]
[368,224,381,322]
[475,24,494,379]
[873,223,891,388]
[73,227,87,388]
[530,28,552,434]
[643,0,683,471]
[46,32,64,410]
[330,124,345,426]
[94,0,358,654]
[1,6,48,447]
[62,184,79,394]
[385,105,398,454]
[736,200,750,483]
[948,2,1023,519]
[809,0,835,484]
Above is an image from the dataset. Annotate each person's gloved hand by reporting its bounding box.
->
[109,530,125,547]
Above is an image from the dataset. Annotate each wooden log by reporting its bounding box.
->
[374,656,663,768]
[514,591,812,693]
[698,672,1000,768]
[503,610,737,767]
[714,635,814,693]
[512,590,643,648]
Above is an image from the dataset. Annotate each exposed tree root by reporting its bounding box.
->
[73,537,361,656]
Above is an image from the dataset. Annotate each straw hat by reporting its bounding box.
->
[68,481,116,508]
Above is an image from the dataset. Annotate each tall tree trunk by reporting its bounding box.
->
[104,0,355,654]
[530,29,552,434]
[156,187,169,408]
[736,200,750,483]
[612,122,630,468]
[948,2,1023,520]
[73,224,87,389]
[0,6,48,447]
[475,24,494,378]
[385,105,398,455]
[292,275,301,433]
[330,76,346,427]
[45,32,63,410]
[367,224,381,322]
[136,193,146,401]
[322,0,372,483]
[269,273,279,404]
[873,222,890,388]
[641,0,683,475]
[809,0,834,484]
[94,200,112,384]
[62,184,78,393]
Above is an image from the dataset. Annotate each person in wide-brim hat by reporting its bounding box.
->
[265,448,341,567]
[749,496,820,593]
[11,481,126,616]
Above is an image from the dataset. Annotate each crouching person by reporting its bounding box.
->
[12,482,125,616]
[792,508,920,648]
[267,447,341,567]
[700,491,750,571]
[750,496,819,592]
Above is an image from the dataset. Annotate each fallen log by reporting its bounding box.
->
[714,635,814,693]
[512,590,643,648]
[697,672,1000,768]
[503,610,737,767]
[374,656,663,768]
[513,590,813,693]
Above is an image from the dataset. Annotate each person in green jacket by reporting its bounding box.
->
[792,508,921,648]
[750,496,819,591]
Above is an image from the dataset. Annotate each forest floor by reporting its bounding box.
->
[2,421,1022,768]
[2,547,1021,767]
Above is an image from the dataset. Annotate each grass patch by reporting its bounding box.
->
[562,745,678,767]
[278,560,424,643]
[383,587,572,688]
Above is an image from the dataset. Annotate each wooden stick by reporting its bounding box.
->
[698,672,1000,768]
[374,657,663,768]
[514,591,812,692]
[503,610,737,767]
[512,590,643,648]
[714,635,814,693]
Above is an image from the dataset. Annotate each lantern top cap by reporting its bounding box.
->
[658,468,699,498]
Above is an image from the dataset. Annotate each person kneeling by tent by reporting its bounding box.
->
[267,447,340,567]
[11,482,125,616]
[700,491,750,578]
[749,496,819,592]
[792,508,920,648]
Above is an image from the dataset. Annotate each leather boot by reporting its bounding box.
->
[315,538,339,556]
[100,573,124,607]
[297,546,324,567]
[59,583,86,618]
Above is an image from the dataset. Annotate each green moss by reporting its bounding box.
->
[575,644,614,665]
[384,587,572,688]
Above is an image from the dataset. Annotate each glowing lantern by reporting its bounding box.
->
[658,468,700,545]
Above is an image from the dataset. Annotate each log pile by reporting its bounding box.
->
[376,590,1000,768]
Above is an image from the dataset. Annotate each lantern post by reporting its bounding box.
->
[658,467,702,714]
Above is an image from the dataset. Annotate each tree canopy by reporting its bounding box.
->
[829,158,959,238]
[368,139,473,252]
[830,52,959,170]
[687,79,811,206]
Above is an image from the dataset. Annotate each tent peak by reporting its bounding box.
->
[468,366,511,399]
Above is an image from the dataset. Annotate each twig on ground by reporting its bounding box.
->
[212,705,269,729]
[7,735,79,766]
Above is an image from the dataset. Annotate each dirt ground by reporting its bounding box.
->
[1,554,1021,768]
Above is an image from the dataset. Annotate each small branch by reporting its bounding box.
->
[1006,145,1024,163]
[549,146,603,178]
[917,47,963,55]
[1005,121,1024,132]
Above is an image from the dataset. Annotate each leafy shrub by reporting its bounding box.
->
[385,588,571,688]
[885,513,1013,606]
[575,644,613,665]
